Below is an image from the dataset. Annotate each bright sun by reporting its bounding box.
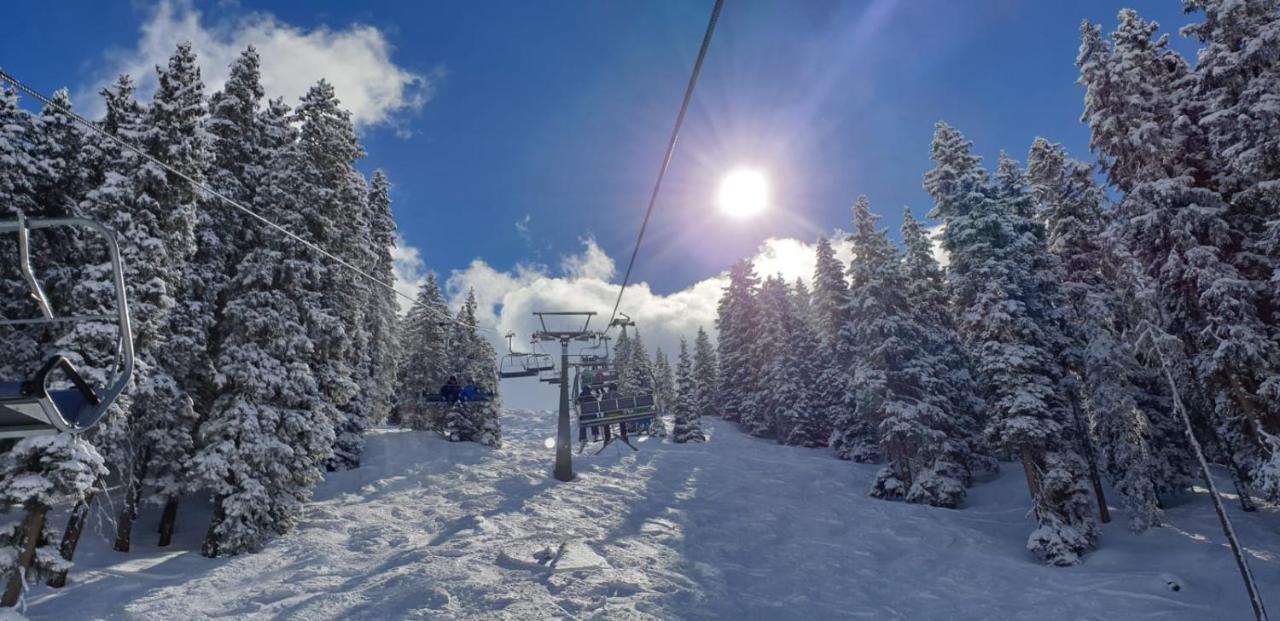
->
[717,168,769,218]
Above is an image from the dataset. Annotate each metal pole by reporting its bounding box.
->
[554,338,574,482]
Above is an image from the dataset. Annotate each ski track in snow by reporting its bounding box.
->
[23,410,1280,620]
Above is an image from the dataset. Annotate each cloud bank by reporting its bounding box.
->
[88,0,436,129]
[407,235,858,409]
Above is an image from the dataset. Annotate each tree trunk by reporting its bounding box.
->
[1020,448,1041,500]
[201,496,226,558]
[47,489,98,588]
[158,496,180,547]
[1067,391,1111,523]
[2,503,49,607]
[113,446,150,553]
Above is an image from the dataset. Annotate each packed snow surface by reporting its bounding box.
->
[24,410,1280,619]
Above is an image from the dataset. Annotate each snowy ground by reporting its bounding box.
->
[21,410,1280,620]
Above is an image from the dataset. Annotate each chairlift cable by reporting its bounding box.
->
[605,0,724,332]
[0,68,493,334]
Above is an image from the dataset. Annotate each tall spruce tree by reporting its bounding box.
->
[294,80,369,470]
[366,171,400,422]
[752,276,806,440]
[900,208,995,487]
[195,96,334,557]
[1027,137,1181,532]
[672,338,705,443]
[692,327,720,420]
[1081,12,1280,502]
[926,123,1098,564]
[653,346,675,435]
[716,259,761,424]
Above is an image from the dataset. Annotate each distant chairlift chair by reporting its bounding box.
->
[575,369,656,454]
[0,214,134,439]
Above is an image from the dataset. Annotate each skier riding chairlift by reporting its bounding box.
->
[440,375,461,402]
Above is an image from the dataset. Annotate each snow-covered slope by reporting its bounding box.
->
[24,410,1280,620]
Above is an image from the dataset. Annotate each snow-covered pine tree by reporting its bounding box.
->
[672,338,705,443]
[623,330,653,394]
[899,208,995,488]
[195,95,334,557]
[623,331,664,436]
[293,80,370,470]
[39,80,147,576]
[843,197,968,505]
[810,235,851,363]
[926,123,1097,564]
[779,279,825,446]
[1183,0,1280,294]
[1081,12,1280,502]
[366,171,400,423]
[0,435,107,606]
[1027,137,1180,532]
[692,326,720,420]
[804,239,854,457]
[80,46,206,553]
[24,89,129,585]
[396,273,451,426]
[747,276,798,439]
[833,197,895,464]
[653,346,675,433]
[441,289,501,447]
[140,42,213,548]
[715,259,760,424]
[0,85,45,378]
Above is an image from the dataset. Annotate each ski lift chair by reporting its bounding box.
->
[538,369,561,385]
[0,214,134,439]
[498,332,539,379]
[499,355,538,379]
[577,392,656,454]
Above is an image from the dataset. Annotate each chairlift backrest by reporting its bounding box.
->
[0,215,134,439]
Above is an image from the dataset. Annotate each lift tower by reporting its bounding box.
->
[532,311,597,481]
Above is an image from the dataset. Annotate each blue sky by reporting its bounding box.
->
[3,0,1195,293]
[3,0,1199,406]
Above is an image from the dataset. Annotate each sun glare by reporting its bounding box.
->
[717,169,769,219]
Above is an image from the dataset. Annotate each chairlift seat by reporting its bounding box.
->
[0,215,134,440]
[0,357,107,439]
[577,393,656,429]
[421,391,494,405]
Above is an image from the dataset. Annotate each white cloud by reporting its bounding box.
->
[88,0,436,129]
[390,235,427,315]
[444,236,856,409]
[514,214,532,243]
[559,237,616,281]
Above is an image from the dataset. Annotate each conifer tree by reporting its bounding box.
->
[0,435,107,606]
[193,96,335,557]
[751,276,805,440]
[1081,12,1280,502]
[692,327,720,420]
[653,347,675,436]
[294,80,371,470]
[716,259,760,424]
[1027,137,1183,531]
[672,338,705,443]
[926,123,1097,564]
[900,208,995,484]
[366,171,400,422]
[398,273,452,423]
[440,290,501,447]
